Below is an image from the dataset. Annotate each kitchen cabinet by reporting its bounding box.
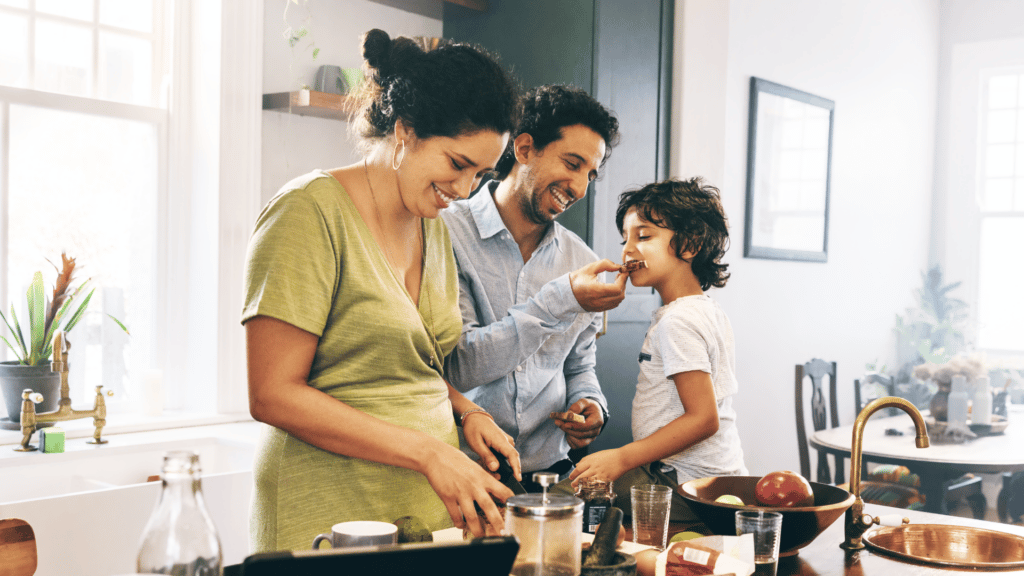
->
[443,0,673,452]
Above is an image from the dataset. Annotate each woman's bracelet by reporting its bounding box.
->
[459,408,493,427]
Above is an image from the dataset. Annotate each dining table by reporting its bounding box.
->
[810,403,1024,516]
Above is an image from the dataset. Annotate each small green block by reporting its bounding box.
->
[41,426,65,453]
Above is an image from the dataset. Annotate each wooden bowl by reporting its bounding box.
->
[679,476,854,556]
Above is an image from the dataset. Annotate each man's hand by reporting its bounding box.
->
[551,397,605,449]
[569,260,627,312]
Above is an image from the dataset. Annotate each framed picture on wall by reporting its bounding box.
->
[743,77,835,262]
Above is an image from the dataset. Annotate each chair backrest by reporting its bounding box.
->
[795,359,838,484]
[854,372,896,417]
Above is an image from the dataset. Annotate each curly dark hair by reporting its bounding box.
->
[353,29,521,146]
[494,85,619,180]
[615,178,731,291]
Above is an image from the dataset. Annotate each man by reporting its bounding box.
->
[442,85,624,489]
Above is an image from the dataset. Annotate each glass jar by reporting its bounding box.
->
[575,478,614,534]
[137,450,223,575]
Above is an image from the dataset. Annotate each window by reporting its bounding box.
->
[1,0,166,412]
[977,70,1024,352]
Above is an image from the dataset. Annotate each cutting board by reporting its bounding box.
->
[0,518,37,576]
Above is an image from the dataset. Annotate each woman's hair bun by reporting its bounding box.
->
[362,29,392,73]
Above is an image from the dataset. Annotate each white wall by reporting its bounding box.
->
[674,0,941,476]
[260,0,442,205]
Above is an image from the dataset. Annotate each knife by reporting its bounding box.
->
[494,452,527,495]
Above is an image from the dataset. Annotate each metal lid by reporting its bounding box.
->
[507,494,583,518]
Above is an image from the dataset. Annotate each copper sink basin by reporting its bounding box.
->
[863,524,1024,570]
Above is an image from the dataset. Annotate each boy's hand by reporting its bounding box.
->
[569,448,630,488]
[551,398,604,449]
[569,260,628,312]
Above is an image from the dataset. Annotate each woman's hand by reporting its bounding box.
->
[462,412,522,482]
[419,442,514,538]
[569,448,631,489]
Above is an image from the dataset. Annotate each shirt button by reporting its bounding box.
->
[515,365,523,372]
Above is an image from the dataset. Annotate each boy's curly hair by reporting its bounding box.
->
[494,85,619,180]
[615,178,731,291]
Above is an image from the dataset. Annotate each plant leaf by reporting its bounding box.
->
[105,314,130,336]
[0,335,25,363]
[26,272,46,365]
[45,252,77,337]
[0,309,27,361]
[41,293,80,357]
[61,288,95,334]
[7,305,27,357]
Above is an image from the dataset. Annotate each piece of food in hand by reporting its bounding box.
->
[714,494,745,506]
[549,410,586,423]
[394,515,432,543]
[583,506,623,567]
[754,470,815,507]
[620,260,647,273]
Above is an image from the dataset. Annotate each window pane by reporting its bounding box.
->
[36,0,94,21]
[1017,178,1024,211]
[988,109,1017,143]
[986,143,1015,178]
[989,75,1018,109]
[0,0,28,7]
[0,12,28,87]
[99,32,152,105]
[982,178,1013,211]
[977,217,1024,351]
[8,104,157,407]
[100,0,152,33]
[35,19,92,96]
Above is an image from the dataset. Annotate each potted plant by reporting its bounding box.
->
[0,253,128,426]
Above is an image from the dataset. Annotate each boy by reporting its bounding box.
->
[568,177,747,521]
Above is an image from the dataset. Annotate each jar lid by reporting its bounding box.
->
[507,494,583,518]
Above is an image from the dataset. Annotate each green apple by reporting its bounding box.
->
[714,494,745,506]
[670,531,704,543]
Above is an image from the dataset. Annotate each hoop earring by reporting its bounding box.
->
[392,140,406,171]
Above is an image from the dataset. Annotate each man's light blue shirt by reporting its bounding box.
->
[442,181,608,472]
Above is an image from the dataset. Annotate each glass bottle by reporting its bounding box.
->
[947,375,969,429]
[575,478,615,534]
[137,450,223,575]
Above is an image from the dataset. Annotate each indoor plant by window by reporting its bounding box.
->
[0,254,128,427]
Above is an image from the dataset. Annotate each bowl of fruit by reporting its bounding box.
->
[678,471,854,556]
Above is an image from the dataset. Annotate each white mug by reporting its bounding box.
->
[312,520,398,550]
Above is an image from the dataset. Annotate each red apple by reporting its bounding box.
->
[754,470,814,507]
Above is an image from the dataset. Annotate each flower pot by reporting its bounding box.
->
[0,361,60,429]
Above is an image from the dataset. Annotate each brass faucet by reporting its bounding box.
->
[14,331,113,452]
[840,396,929,550]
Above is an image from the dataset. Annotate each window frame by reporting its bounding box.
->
[944,38,1024,361]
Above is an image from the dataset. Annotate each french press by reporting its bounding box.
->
[505,472,583,576]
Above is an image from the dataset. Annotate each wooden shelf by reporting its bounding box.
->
[262,90,354,121]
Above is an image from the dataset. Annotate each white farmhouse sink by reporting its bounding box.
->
[0,421,260,576]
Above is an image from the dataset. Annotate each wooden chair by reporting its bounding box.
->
[795,359,843,485]
[998,471,1024,524]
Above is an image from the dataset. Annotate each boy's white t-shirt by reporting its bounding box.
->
[632,294,748,483]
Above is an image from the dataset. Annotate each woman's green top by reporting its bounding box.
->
[241,170,462,552]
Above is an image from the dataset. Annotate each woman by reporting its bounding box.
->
[242,29,522,552]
